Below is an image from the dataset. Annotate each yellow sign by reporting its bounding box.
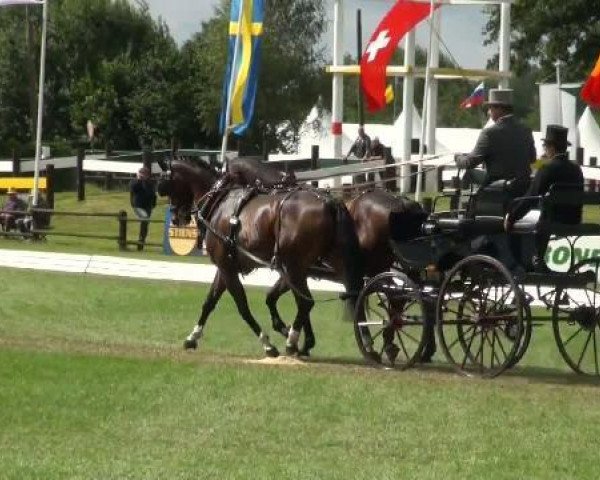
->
[168,217,200,256]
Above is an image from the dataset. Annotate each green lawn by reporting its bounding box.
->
[1,269,600,479]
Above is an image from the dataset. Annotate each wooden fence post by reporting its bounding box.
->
[104,172,113,191]
[311,145,319,188]
[118,210,128,250]
[12,149,20,175]
[45,164,55,209]
[590,157,598,192]
[76,147,85,201]
[384,147,397,191]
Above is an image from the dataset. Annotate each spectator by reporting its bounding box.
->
[0,188,27,233]
[344,125,371,162]
[368,136,385,160]
[130,166,157,251]
[16,192,51,240]
[366,136,386,186]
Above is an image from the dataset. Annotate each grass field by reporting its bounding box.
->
[3,186,600,478]
[2,269,600,479]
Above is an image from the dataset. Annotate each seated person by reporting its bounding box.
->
[0,188,27,232]
[16,192,50,239]
[455,88,535,198]
[504,125,584,272]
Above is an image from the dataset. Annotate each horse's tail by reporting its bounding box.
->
[326,199,364,311]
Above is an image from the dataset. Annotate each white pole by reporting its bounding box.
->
[220,0,245,172]
[32,0,48,207]
[415,0,435,203]
[425,8,440,157]
[331,0,344,161]
[400,30,415,194]
[498,2,511,89]
[555,60,563,125]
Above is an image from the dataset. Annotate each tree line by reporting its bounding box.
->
[0,0,596,159]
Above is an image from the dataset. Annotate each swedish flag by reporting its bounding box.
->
[220,0,264,136]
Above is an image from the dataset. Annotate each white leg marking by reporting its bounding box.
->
[187,325,204,342]
[286,328,300,347]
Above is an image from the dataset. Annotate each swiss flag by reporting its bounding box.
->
[360,0,439,112]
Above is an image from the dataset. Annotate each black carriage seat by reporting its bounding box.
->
[434,179,516,236]
[512,185,600,237]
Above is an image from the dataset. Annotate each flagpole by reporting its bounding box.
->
[32,0,47,206]
[220,0,245,173]
[415,0,435,203]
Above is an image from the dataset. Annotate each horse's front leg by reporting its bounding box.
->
[285,273,314,357]
[184,270,226,350]
[265,276,291,338]
[222,268,279,358]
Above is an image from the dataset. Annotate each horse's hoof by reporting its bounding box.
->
[265,346,279,358]
[285,344,298,356]
[419,350,436,363]
[183,339,198,350]
[298,348,311,359]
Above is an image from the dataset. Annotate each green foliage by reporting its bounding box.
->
[483,0,600,83]
[187,0,329,154]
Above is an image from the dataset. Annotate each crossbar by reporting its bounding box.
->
[0,177,46,191]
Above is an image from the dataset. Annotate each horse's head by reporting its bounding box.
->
[157,159,219,226]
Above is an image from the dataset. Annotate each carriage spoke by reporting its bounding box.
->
[460,326,479,369]
[398,328,421,345]
[492,330,509,363]
[593,328,599,376]
[476,328,485,371]
[485,331,502,368]
[447,324,475,351]
[396,332,411,361]
[576,331,593,370]
[565,291,585,309]
[563,326,585,347]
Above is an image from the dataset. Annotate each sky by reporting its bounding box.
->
[144,0,497,69]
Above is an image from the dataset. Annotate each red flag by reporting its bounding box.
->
[581,52,600,109]
[360,0,439,112]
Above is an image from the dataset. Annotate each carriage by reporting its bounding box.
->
[354,178,600,378]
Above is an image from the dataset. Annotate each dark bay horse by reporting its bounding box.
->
[157,160,364,357]
[159,158,435,361]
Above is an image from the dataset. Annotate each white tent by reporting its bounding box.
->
[578,107,600,166]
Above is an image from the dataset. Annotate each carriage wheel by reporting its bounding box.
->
[437,255,525,378]
[354,272,427,369]
[552,258,600,376]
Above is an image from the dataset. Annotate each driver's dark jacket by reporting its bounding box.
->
[455,115,536,189]
[510,153,584,224]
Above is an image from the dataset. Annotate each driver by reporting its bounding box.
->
[454,88,536,197]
